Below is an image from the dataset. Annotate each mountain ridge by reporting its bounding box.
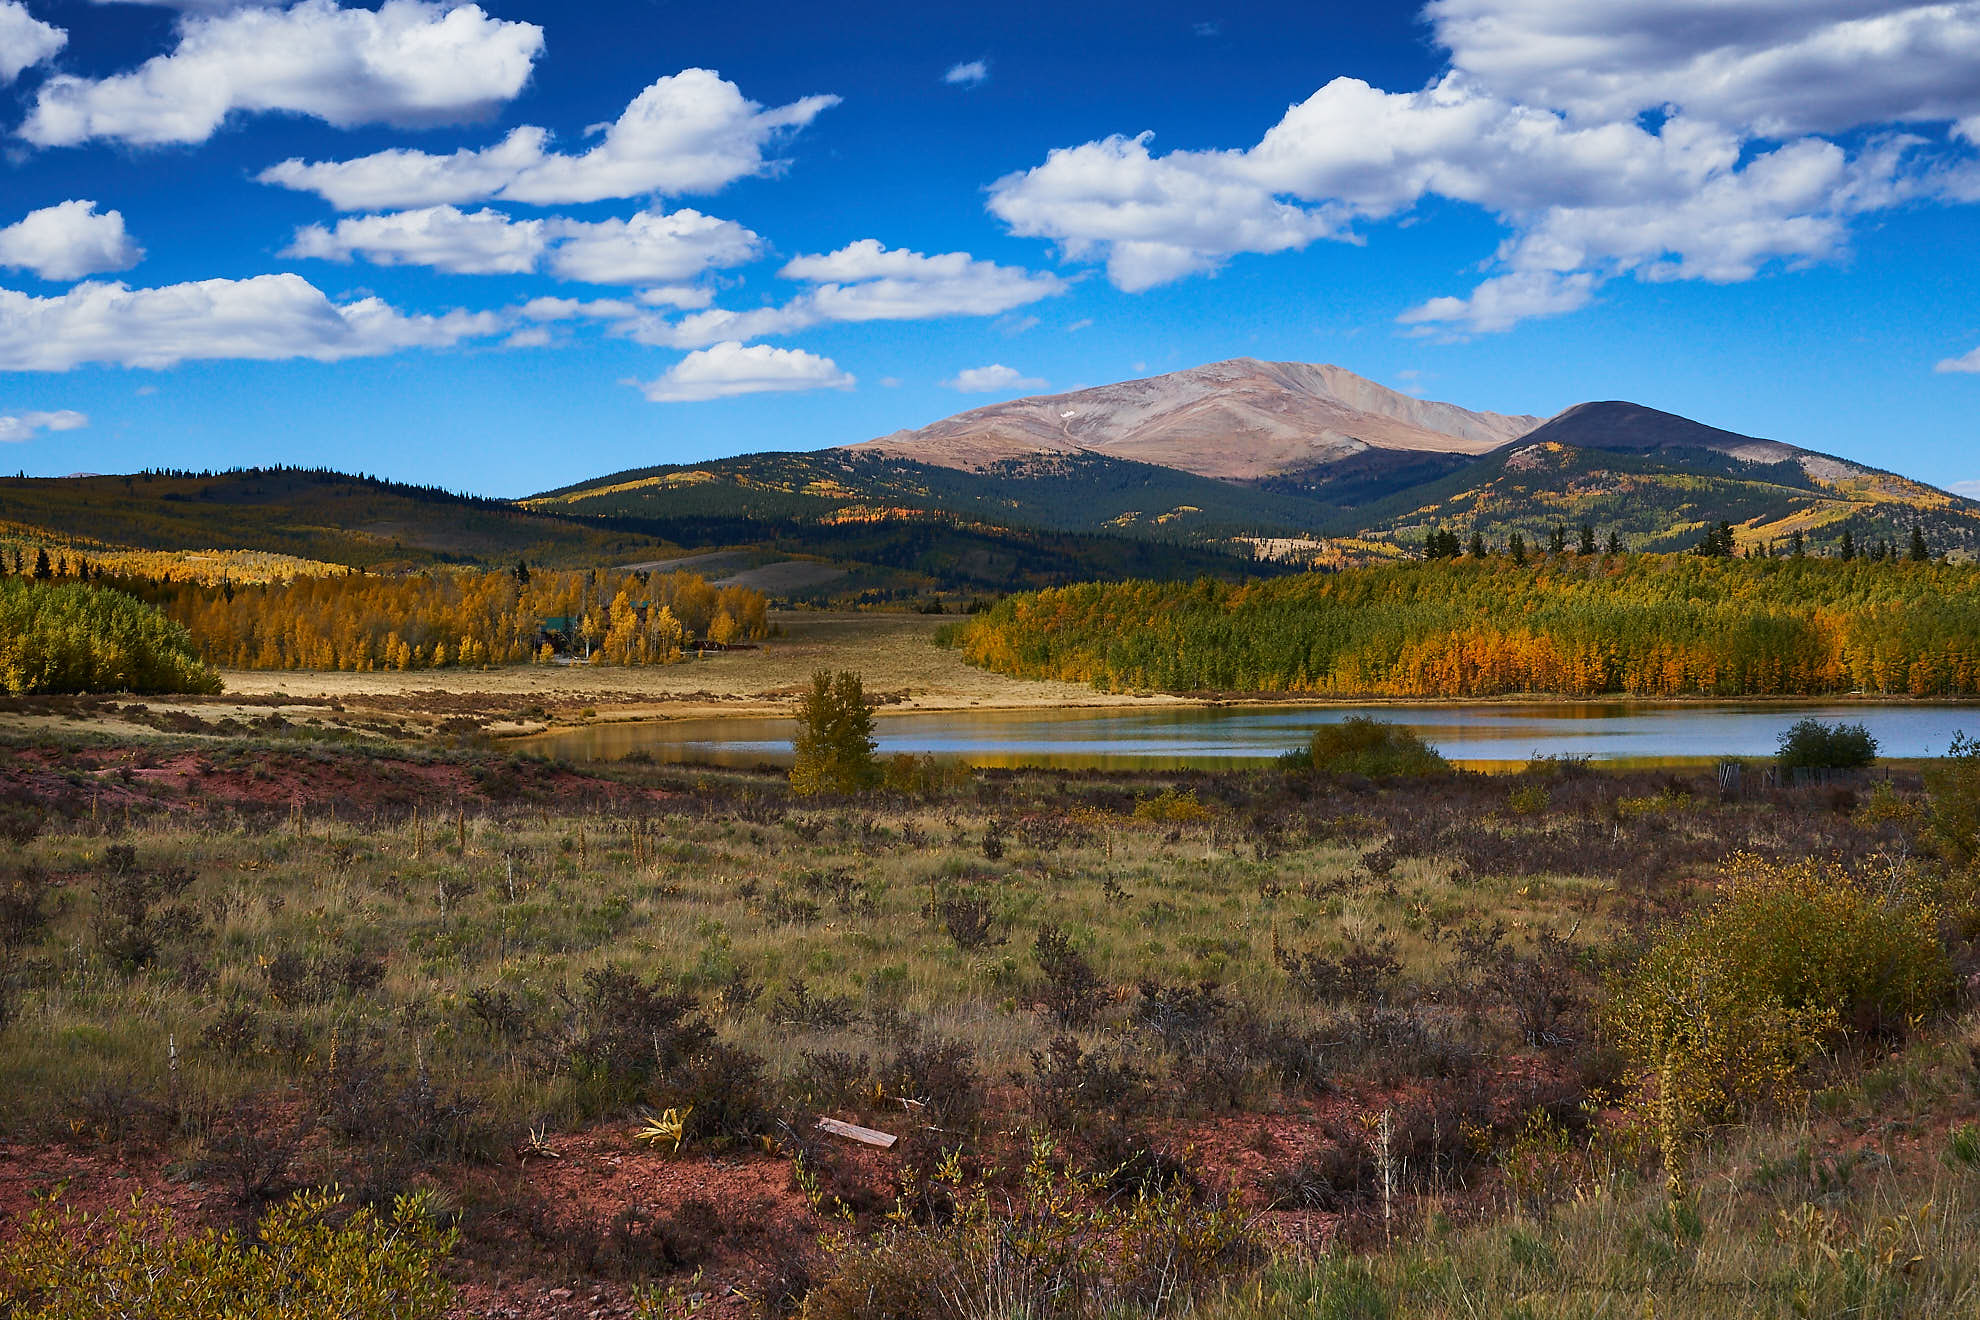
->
[849,358,1546,480]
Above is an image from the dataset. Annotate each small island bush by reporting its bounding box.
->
[1284,716,1449,778]
[1776,717,1878,773]
[0,579,220,695]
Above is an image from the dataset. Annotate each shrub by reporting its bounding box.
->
[790,669,881,796]
[800,1138,1253,1320]
[1604,855,1953,1132]
[0,1188,454,1319]
[884,753,969,797]
[1133,788,1211,824]
[1925,731,1980,870]
[565,967,714,1115]
[1035,924,1109,1027]
[883,1028,985,1138]
[1287,718,1448,778]
[1275,938,1402,1005]
[1777,718,1878,773]
[935,893,1005,951]
[0,579,221,695]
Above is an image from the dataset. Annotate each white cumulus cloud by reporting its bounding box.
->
[547,209,759,284]
[1428,0,1980,139]
[285,204,761,285]
[0,0,64,83]
[636,340,853,403]
[631,239,1067,348]
[0,408,85,442]
[0,273,502,370]
[1937,346,1980,374]
[989,1,1980,330]
[22,0,542,148]
[286,205,545,275]
[88,1,280,9]
[260,68,837,210]
[0,201,144,281]
[945,364,1045,393]
[944,60,989,86]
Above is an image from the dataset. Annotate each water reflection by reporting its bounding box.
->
[511,701,1980,771]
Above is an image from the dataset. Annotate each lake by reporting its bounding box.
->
[511,701,1980,771]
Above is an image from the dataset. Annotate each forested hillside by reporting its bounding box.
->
[955,556,1980,697]
[1355,439,1980,559]
[0,469,677,572]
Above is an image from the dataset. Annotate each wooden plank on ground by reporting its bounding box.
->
[816,1117,898,1148]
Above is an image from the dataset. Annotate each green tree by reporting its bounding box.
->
[1925,732,1980,871]
[1607,531,1624,555]
[790,669,881,795]
[1578,523,1597,555]
[1508,532,1527,565]
[1911,525,1931,562]
[1777,718,1877,773]
[1839,528,1856,562]
[1468,531,1488,559]
[0,580,220,695]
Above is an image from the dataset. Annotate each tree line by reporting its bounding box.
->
[118,565,768,672]
[1422,520,1937,563]
[954,556,1980,698]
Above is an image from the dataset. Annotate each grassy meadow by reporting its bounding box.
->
[4,710,1980,1316]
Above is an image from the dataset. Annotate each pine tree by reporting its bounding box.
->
[1578,524,1597,555]
[31,549,50,580]
[1508,533,1527,565]
[1839,529,1856,562]
[1607,531,1624,555]
[1549,525,1568,555]
[1791,531,1806,559]
[1910,525,1930,562]
[1469,532,1488,559]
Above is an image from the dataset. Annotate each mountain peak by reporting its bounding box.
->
[847,358,1545,480]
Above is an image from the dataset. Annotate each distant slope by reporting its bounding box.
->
[850,358,1543,479]
[529,448,1337,540]
[1356,407,1980,556]
[0,469,677,572]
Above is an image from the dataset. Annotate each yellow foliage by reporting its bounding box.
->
[0,1187,455,1319]
[1132,788,1212,824]
[120,566,766,672]
[1605,855,1953,1135]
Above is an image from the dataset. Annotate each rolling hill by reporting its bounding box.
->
[0,468,681,576]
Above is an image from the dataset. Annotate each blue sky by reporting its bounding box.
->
[2,0,1979,497]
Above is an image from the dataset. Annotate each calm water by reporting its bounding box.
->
[511,701,1980,771]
